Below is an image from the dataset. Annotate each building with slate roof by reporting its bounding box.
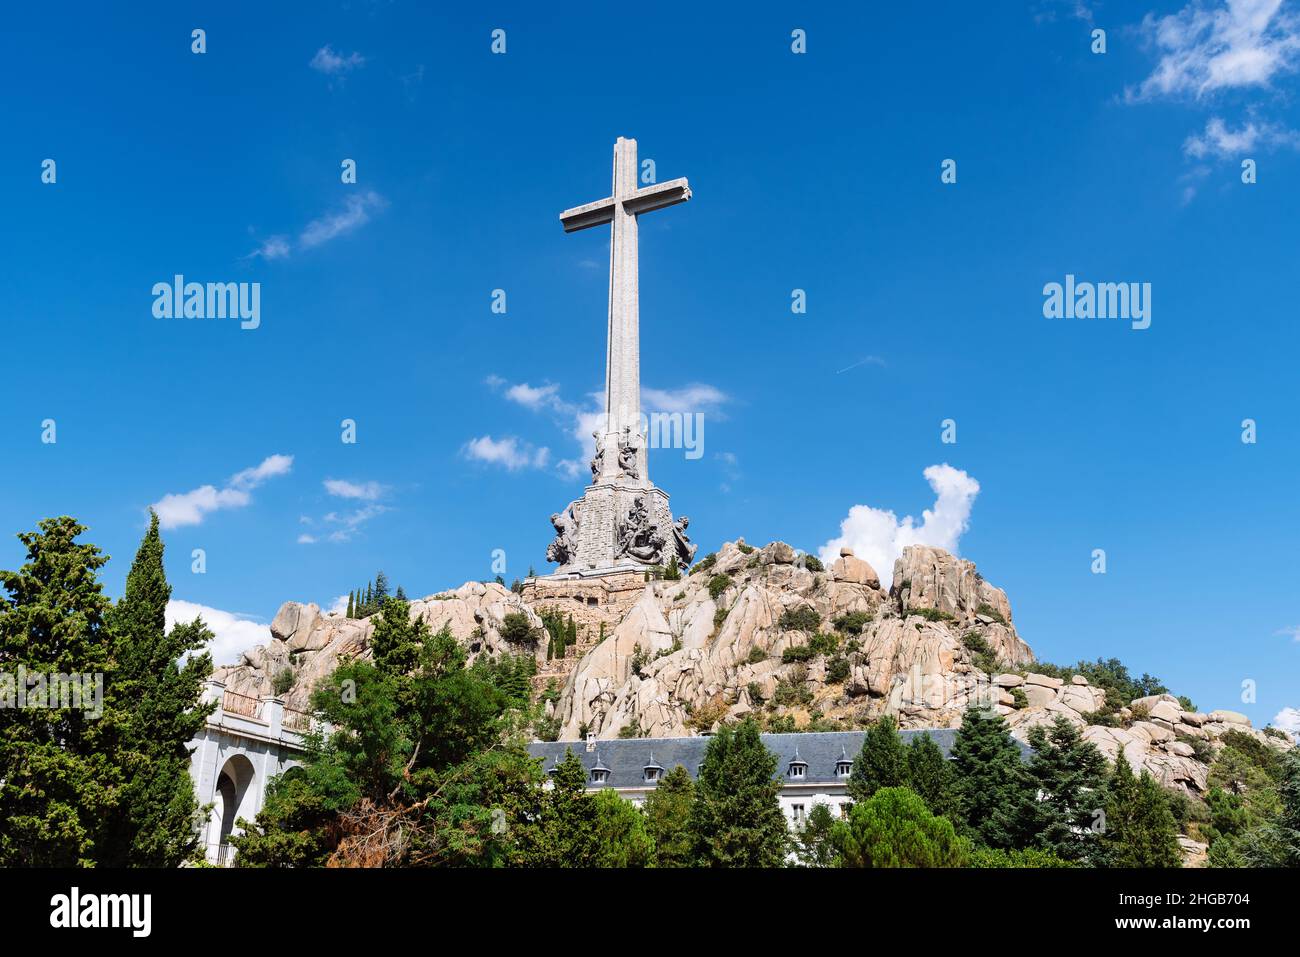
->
[528,729,1033,826]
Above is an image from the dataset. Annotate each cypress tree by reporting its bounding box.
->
[374,571,390,604]
[1103,750,1181,867]
[949,706,1036,849]
[1025,715,1110,864]
[689,719,788,866]
[101,511,215,867]
[848,714,908,802]
[0,518,126,865]
[906,731,958,819]
[395,585,407,601]
[346,591,355,619]
[643,765,695,867]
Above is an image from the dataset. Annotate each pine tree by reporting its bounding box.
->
[949,706,1036,849]
[1026,715,1110,864]
[848,714,908,802]
[101,511,215,867]
[689,719,788,866]
[906,731,958,819]
[0,517,126,865]
[374,571,390,604]
[643,765,695,867]
[395,585,407,601]
[591,788,654,867]
[793,802,839,867]
[1103,751,1181,867]
[346,591,355,619]
[833,786,970,867]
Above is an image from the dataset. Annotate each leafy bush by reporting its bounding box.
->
[713,606,729,630]
[693,552,717,574]
[1011,686,1028,709]
[800,554,824,572]
[499,611,538,644]
[772,672,814,707]
[832,611,872,635]
[534,715,561,742]
[968,847,1075,868]
[272,668,294,696]
[961,631,999,674]
[974,603,1007,625]
[808,632,840,656]
[747,681,766,705]
[778,604,822,632]
[708,574,733,600]
[746,646,768,665]
[781,644,816,664]
[913,607,957,623]
[766,714,797,733]
[826,655,850,684]
[1177,694,1196,712]
[737,542,755,555]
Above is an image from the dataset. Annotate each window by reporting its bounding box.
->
[836,760,852,778]
[788,761,806,779]
[792,804,806,823]
[591,768,609,784]
[644,766,661,783]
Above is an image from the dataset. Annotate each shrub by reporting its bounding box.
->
[272,668,295,696]
[826,655,850,684]
[782,644,816,664]
[747,681,766,705]
[534,715,561,742]
[974,603,1007,625]
[968,847,1075,868]
[778,604,822,633]
[772,672,813,707]
[961,631,999,674]
[693,552,717,574]
[913,607,957,623]
[707,574,733,600]
[685,695,728,733]
[808,632,840,656]
[800,554,824,572]
[832,611,872,635]
[1011,686,1028,709]
[766,714,797,733]
[713,606,729,631]
[499,611,538,644]
[746,646,768,665]
[618,719,644,739]
[1177,694,1196,712]
[664,556,681,581]
[737,542,755,555]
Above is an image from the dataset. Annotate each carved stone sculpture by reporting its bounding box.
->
[617,427,639,480]
[616,495,665,563]
[589,432,605,480]
[671,515,698,567]
[546,500,582,565]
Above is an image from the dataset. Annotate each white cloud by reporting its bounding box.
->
[326,594,349,616]
[300,191,387,250]
[309,45,365,75]
[818,464,982,590]
[1277,624,1300,642]
[504,382,563,410]
[152,454,293,529]
[324,478,386,501]
[1272,706,1300,741]
[1129,0,1300,101]
[1183,115,1300,155]
[463,435,551,471]
[248,192,387,260]
[321,504,390,543]
[642,383,729,415]
[166,599,270,667]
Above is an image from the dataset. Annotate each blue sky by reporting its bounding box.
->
[1,1,1297,732]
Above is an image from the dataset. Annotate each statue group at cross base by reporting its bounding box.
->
[546,494,697,570]
[589,427,640,481]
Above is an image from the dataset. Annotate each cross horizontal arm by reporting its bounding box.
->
[559,196,616,233]
[622,178,692,216]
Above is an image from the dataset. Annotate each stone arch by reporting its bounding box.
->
[211,752,258,862]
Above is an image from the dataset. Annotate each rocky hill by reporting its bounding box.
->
[216,538,1291,807]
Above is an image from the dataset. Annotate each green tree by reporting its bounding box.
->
[0,518,127,866]
[968,846,1075,867]
[793,803,839,867]
[346,591,355,619]
[591,789,654,867]
[1025,716,1109,864]
[833,787,970,867]
[847,714,908,802]
[906,732,957,819]
[1102,750,1181,867]
[949,707,1035,849]
[100,511,215,867]
[689,719,788,867]
[643,765,695,867]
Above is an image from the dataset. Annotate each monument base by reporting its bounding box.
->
[545,478,695,577]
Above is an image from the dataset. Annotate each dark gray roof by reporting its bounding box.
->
[527,728,1033,789]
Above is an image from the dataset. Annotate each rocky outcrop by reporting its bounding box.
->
[213,582,544,712]
[223,537,1293,801]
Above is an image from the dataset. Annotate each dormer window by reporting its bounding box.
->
[643,751,664,784]
[590,752,611,785]
[788,746,808,780]
[835,745,853,779]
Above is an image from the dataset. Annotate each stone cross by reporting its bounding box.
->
[559,137,691,484]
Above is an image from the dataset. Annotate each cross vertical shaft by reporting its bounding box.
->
[606,137,640,473]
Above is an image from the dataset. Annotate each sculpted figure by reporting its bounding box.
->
[589,432,605,480]
[671,515,698,566]
[616,494,665,563]
[617,427,640,480]
[545,500,582,565]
